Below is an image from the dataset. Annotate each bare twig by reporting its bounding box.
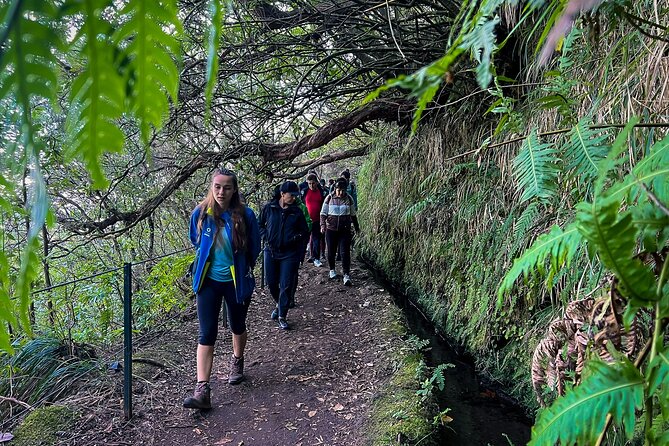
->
[0,396,35,411]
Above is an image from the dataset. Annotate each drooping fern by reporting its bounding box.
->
[561,116,609,186]
[512,130,560,203]
[459,0,501,87]
[498,223,582,301]
[64,0,125,189]
[113,0,182,142]
[0,2,60,350]
[575,196,657,308]
[529,358,644,446]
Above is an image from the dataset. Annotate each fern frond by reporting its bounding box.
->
[113,0,182,142]
[510,202,539,256]
[512,130,560,203]
[403,198,434,223]
[610,133,669,206]
[460,3,501,88]
[65,0,125,189]
[529,359,643,445]
[575,196,657,306]
[561,117,609,184]
[595,117,638,193]
[498,223,582,301]
[631,202,669,253]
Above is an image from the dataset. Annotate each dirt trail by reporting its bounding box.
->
[68,259,402,446]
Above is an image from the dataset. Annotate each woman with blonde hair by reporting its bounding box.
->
[184,168,261,410]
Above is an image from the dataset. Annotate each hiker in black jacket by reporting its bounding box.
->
[259,181,310,330]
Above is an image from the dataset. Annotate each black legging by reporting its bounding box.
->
[197,277,250,344]
[326,229,351,274]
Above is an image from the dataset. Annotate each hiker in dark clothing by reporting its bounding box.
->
[184,168,261,410]
[259,181,310,330]
[321,178,360,286]
[302,173,327,267]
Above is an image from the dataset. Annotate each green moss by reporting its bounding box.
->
[13,405,77,446]
[366,304,438,446]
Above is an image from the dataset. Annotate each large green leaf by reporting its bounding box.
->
[498,223,582,301]
[64,0,125,189]
[561,117,609,184]
[113,0,182,142]
[204,0,223,121]
[576,196,657,305]
[529,359,644,446]
[512,130,560,203]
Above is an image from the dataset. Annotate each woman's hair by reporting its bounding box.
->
[306,173,318,182]
[335,178,347,190]
[197,168,248,252]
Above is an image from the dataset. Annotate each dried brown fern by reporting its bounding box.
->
[531,279,647,406]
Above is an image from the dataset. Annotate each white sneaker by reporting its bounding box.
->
[313,259,322,267]
[329,270,337,279]
[343,274,352,286]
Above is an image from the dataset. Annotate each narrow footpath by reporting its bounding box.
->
[66,259,405,446]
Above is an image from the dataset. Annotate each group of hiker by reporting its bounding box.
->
[183,167,360,410]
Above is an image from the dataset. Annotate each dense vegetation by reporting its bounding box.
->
[0,0,668,444]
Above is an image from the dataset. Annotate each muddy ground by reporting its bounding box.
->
[60,259,406,446]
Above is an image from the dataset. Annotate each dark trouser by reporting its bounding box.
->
[326,229,351,274]
[309,221,321,260]
[264,250,300,318]
[320,232,326,258]
[197,277,250,345]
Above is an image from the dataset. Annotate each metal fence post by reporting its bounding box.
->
[123,262,133,420]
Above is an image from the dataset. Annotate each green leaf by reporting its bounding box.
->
[648,349,669,395]
[512,130,560,203]
[204,0,223,122]
[64,0,126,189]
[529,359,644,446]
[113,0,182,142]
[561,117,609,184]
[595,117,638,193]
[575,197,657,306]
[15,236,41,338]
[460,7,500,88]
[498,223,582,301]
[610,133,669,205]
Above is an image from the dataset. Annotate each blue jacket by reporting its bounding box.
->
[189,206,261,302]
[259,199,310,260]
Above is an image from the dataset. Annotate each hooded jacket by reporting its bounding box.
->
[189,206,261,302]
[259,199,310,259]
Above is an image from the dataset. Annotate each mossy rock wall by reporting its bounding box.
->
[356,121,598,410]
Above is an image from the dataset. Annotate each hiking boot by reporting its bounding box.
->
[278,318,290,330]
[329,270,337,280]
[313,259,322,267]
[343,274,352,286]
[228,354,244,385]
[183,381,211,409]
[271,307,278,320]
